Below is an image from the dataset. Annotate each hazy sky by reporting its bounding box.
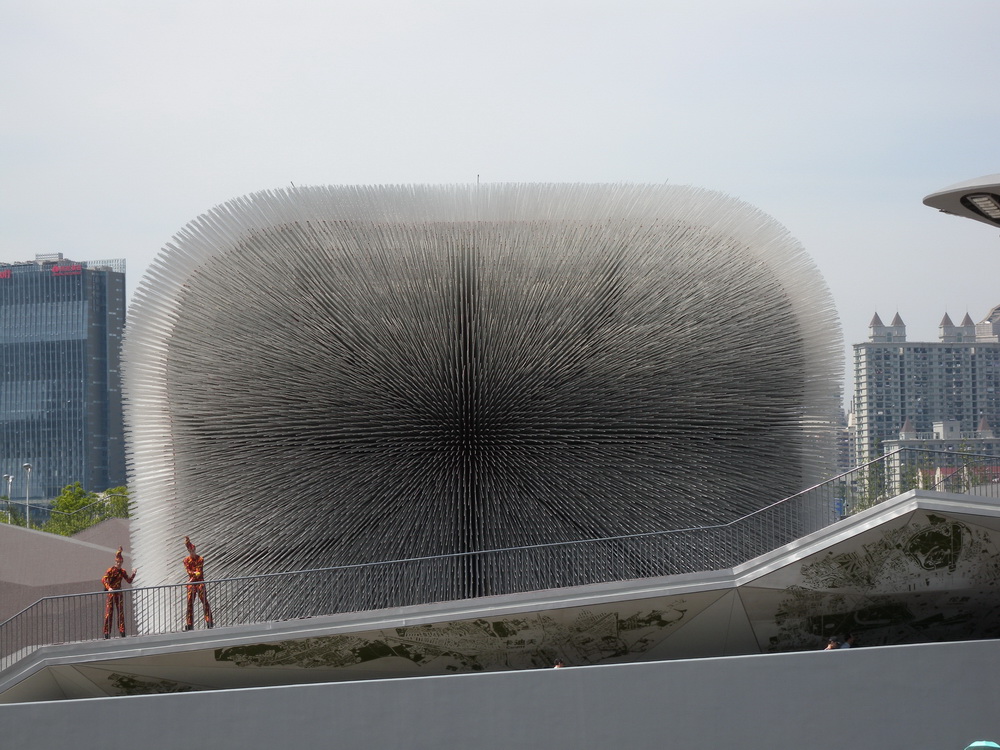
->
[2,0,998,402]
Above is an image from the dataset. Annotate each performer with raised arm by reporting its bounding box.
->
[183,536,214,630]
[102,546,136,638]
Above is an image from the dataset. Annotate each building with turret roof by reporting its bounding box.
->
[883,416,1000,466]
[852,308,1000,466]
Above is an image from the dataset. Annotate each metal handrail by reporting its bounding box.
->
[3,491,129,531]
[47,493,130,519]
[2,448,998,675]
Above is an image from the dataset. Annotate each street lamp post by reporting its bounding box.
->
[1,474,11,522]
[22,463,31,528]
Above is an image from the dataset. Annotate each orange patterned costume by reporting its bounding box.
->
[102,546,136,638]
[183,536,214,630]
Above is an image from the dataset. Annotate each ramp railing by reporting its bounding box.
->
[2,448,998,674]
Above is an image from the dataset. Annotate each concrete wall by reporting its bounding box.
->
[2,639,999,749]
[0,522,132,622]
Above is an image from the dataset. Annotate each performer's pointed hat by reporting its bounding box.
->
[115,546,123,564]
[185,536,195,553]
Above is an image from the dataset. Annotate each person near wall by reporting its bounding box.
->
[183,536,214,630]
[101,546,136,638]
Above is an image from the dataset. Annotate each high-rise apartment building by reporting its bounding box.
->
[851,306,1000,467]
[0,254,126,502]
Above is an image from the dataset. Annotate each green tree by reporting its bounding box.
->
[895,448,931,495]
[855,442,888,513]
[0,497,25,526]
[43,484,131,536]
[43,483,100,535]
[957,444,979,494]
[101,486,131,519]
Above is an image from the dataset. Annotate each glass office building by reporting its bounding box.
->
[0,255,126,502]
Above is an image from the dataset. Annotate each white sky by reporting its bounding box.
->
[2,0,998,404]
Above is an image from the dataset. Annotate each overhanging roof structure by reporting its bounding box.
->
[923,173,1000,228]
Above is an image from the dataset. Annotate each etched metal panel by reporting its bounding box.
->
[749,510,1000,650]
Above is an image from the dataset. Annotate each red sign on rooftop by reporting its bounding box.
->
[51,265,82,276]
[0,270,10,279]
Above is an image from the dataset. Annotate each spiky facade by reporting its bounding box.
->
[124,184,841,608]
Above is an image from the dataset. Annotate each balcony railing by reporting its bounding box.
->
[2,448,998,675]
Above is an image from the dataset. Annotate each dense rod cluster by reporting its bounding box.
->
[124,184,841,605]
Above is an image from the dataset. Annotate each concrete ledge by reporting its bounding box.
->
[2,638,999,750]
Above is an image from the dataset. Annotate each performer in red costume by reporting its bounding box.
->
[183,536,214,630]
[102,546,136,638]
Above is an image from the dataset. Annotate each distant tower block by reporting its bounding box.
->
[124,184,842,610]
